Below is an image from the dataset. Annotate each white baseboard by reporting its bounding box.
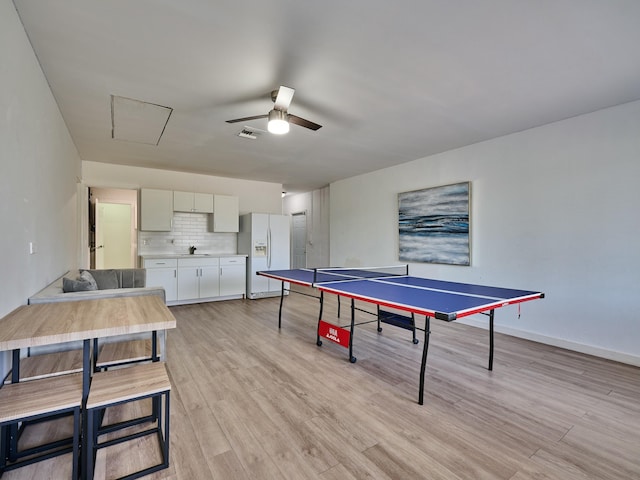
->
[459,318,640,368]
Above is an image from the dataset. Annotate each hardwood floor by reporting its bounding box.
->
[5,293,640,479]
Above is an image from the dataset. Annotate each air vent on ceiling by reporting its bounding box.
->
[237,128,260,140]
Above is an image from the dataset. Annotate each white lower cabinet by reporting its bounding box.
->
[177,257,219,301]
[198,264,220,298]
[176,265,199,300]
[143,255,245,305]
[219,256,246,297]
[143,258,178,302]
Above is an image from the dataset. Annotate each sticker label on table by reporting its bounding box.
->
[318,320,350,348]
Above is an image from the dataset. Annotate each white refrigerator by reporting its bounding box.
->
[238,213,290,299]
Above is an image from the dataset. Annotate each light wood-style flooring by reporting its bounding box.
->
[5,293,640,479]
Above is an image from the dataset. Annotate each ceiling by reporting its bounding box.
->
[13,1,640,193]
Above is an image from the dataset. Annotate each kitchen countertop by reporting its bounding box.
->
[140,253,247,259]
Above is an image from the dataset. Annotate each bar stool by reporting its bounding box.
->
[93,332,159,372]
[3,349,84,384]
[85,362,171,480]
[2,348,83,470]
[0,373,82,479]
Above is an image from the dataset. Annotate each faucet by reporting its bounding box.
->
[189,246,197,255]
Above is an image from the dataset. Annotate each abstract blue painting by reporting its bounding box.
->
[398,182,470,265]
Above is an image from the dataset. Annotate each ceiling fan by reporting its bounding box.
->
[226,86,322,134]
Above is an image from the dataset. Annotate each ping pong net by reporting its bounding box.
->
[311,265,409,285]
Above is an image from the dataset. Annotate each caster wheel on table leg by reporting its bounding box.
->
[317,340,323,347]
[350,356,357,363]
[377,327,383,333]
[413,338,419,344]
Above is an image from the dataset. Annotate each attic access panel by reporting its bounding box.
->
[111,95,173,145]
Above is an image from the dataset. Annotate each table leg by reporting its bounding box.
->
[278,281,285,329]
[81,339,91,478]
[158,330,167,362]
[7,350,20,461]
[316,291,324,347]
[348,299,356,363]
[10,349,19,383]
[92,338,99,373]
[488,309,494,371]
[418,316,431,405]
[152,331,159,362]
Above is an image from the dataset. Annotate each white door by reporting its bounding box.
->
[291,212,306,269]
[96,201,133,269]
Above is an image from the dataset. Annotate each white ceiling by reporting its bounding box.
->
[13,0,640,193]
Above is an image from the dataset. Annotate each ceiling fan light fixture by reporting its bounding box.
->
[267,109,289,134]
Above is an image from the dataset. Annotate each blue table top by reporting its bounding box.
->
[258,268,543,321]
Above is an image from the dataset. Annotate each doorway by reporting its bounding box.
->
[291,212,307,269]
[95,202,131,268]
[89,188,138,269]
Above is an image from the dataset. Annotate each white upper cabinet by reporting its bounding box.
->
[173,191,214,213]
[140,189,173,231]
[213,195,239,232]
[194,193,214,213]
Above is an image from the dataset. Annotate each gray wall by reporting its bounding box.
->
[0,1,82,376]
[330,100,640,366]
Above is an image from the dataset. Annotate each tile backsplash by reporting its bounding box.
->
[138,212,237,256]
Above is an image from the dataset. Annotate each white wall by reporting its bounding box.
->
[83,161,284,215]
[330,100,640,366]
[0,0,82,374]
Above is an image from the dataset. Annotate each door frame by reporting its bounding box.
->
[88,187,138,269]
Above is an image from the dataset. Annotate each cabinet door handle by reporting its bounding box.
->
[174,269,176,278]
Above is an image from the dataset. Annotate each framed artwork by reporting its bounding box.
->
[398,182,470,265]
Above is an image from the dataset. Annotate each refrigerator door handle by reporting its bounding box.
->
[267,227,272,268]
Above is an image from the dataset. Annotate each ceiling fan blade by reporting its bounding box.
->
[288,114,322,131]
[225,114,268,124]
[273,86,295,111]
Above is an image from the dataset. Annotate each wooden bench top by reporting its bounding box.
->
[87,362,171,409]
[5,349,84,384]
[0,373,83,423]
[96,339,159,368]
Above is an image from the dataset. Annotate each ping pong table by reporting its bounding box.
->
[258,266,544,404]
